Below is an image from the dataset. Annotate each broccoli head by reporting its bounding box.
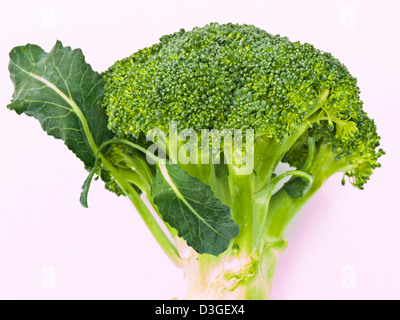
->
[102,22,383,190]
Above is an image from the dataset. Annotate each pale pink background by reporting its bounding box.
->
[0,0,398,299]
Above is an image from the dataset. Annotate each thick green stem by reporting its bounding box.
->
[228,166,255,254]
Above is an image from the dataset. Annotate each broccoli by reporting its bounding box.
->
[7,23,383,299]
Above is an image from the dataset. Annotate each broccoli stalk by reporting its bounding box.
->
[7,23,383,299]
[94,98,379,299]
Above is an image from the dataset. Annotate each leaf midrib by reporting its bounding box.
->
[158,163,225,238]
[12,62,99,155]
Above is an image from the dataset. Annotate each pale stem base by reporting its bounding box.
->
[179,240,286,300]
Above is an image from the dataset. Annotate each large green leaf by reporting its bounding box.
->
[152,163,239,256]
[8,41,113,168]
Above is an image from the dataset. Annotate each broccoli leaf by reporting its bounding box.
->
[153,163,239,256]
[283,176,312,199]
[8,41,113,168]
[80,165,97,208]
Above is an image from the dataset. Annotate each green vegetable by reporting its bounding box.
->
[7,23,384,299]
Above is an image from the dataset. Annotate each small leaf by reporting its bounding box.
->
[80,168,97,208]
[152,163,239,256]
[283,176,312,199]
